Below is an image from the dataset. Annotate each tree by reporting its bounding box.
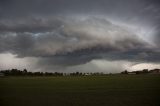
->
[121,70,128,74]
[23,69,27,73]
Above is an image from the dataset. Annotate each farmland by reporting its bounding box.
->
[0,74,160,106]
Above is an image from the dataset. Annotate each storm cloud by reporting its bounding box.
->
[0,0,160,72]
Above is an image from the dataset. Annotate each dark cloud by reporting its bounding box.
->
[0,0,159,18]
[0,17,148,52]
[153,26,160,47]
[0,18,64,33]
[34,46,160,69]
[0,32,34,56]
[0,16,158,67]
[0,0,160,71]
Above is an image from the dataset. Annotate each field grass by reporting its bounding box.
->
[0,74,160,106]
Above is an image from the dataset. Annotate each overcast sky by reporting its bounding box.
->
[0,0,160,73]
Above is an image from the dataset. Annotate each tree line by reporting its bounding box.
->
[0,69,107,76]
[1,68,159,77]
[121,69,160,74]
[0,69,64,76]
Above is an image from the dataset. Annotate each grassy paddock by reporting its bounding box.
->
[0,74,160,106]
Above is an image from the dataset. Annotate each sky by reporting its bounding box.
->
[0,0,160,73]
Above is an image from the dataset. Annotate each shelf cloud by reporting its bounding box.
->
[0,0,160,72]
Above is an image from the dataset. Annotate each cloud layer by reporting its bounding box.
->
[0,16,157,66]
[0,0,160,72]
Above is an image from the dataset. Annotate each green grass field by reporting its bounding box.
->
[0,75,160,106]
